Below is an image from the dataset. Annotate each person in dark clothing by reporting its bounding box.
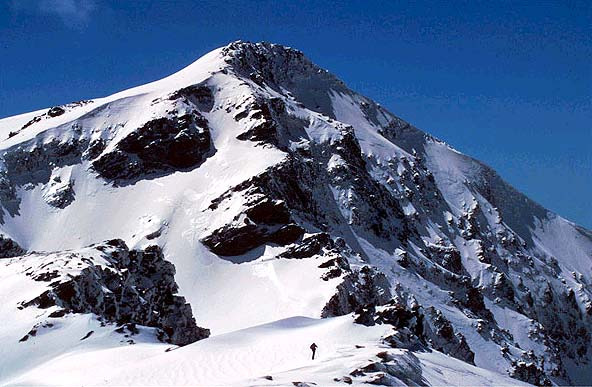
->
[310,342,318,360]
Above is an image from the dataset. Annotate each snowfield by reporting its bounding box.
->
[4,313,529,387]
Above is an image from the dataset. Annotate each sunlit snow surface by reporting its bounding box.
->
[3,305,527,386]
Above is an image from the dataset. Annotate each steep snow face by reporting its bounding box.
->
[0,41,590,386]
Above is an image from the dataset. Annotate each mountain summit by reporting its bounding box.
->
[0,41,590,386]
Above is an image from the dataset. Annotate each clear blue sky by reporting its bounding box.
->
[1,1,590,228]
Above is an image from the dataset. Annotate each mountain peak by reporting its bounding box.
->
[1,39,591,386]
[222,40,304,56]
[218,40,338,88]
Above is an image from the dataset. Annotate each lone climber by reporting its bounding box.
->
[310,342,318,360]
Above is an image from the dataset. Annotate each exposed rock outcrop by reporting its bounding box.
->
[93,112,214,184]
[202,198,304,256]
[510,361,552,386]
[348,350,427,386]
[0,234,25,258]
[21,240,209,346]
[321,266,392,318]
[347,296,476,365]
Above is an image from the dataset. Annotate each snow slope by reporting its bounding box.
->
[4,314,533,387]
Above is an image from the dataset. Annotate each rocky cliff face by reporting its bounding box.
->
[18,240,208,346]
[0,41,590,386]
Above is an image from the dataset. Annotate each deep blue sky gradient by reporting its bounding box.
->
[1,0,590,227]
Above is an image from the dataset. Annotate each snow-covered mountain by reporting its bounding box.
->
[0,41,590,386]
